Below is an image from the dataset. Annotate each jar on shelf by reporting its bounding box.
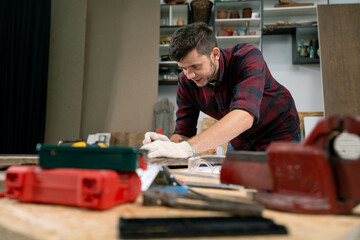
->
[225,27,233,36]
[238,29,246,36]
[176,18,185,26]
[230,10,240,18]
[245,20,250,35]
[217,24,228,36]
[310,38,319,59]
[242,8,252,18]
[299,39,309,57]
[191,0,213,24]
[309,41,315,59]
[217,9,228,19]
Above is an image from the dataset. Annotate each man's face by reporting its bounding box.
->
[177,48,218,87]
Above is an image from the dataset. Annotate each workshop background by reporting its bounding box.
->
[0,0,359,154]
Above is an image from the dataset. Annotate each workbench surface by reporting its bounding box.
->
[0,169,359,240]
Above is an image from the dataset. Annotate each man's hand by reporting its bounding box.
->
[140,141,194,158]
[142,132,171,145]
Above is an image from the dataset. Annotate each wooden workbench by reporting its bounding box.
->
[0,167,360,240]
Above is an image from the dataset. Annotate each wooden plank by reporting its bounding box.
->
[149,156,224,168]
[317,4,360,117]
[0,155,38,169]
[149,157,188,167]
[110,132,146,148]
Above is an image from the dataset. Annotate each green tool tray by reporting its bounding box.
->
[37,144,146,171]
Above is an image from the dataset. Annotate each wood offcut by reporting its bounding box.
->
[0,155,38,169]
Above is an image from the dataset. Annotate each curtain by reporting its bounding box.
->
[0,0,51,153]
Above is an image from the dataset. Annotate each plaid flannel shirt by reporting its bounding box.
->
[174,43,300,151]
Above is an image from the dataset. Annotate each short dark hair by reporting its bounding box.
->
[169,22,217,62]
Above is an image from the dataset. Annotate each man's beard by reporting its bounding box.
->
[207,59,217,82]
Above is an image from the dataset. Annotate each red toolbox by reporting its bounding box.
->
[5,165,141,210]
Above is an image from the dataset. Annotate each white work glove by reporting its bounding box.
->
[142,132,171,145]
[141,140,195,158]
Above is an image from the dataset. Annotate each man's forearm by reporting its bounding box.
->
[187,109,254,154]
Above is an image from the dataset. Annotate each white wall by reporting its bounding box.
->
[262,35,324,112]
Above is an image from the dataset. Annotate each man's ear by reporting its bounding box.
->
[212,47,220,60]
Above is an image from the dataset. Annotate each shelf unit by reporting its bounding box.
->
[263,5,317,19]
[158,0,329,85]
[262,0,327,64]
[159,4,189,84]
[292,25,319,64]
[263,0,322,24]
[160,4,189,26]
[214,0,263,50]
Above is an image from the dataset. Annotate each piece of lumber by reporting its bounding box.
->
[110,132,146,148]
[0,155,38,169]
[149,157,188,167]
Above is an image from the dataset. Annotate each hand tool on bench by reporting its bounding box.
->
[136,166,287,238]
[145,165,263,215]
[143,187,263,215]
[221,115,360,214]
[119,215,287,239]
[148,164,190,194]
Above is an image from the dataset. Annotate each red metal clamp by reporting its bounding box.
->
[221,115,360,214]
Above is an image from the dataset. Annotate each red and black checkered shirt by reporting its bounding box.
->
[174,43,300,151]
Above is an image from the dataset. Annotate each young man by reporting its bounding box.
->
[141,23,300,158]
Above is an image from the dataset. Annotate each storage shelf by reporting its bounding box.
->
[292,25,319,64]
[216,35,261,43]
[215,18,261,23]
[293,57,320,64]
[214,0,263,50]
[264,6,317,17]
[215,18,261,28]
[159,61,177,65]
[262,26,296,35]
[160,3,189,26]
[214,0,262,11]
[216,35,261,49]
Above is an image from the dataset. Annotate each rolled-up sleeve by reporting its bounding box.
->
[230,48,266,124]
[173,77,199,137]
